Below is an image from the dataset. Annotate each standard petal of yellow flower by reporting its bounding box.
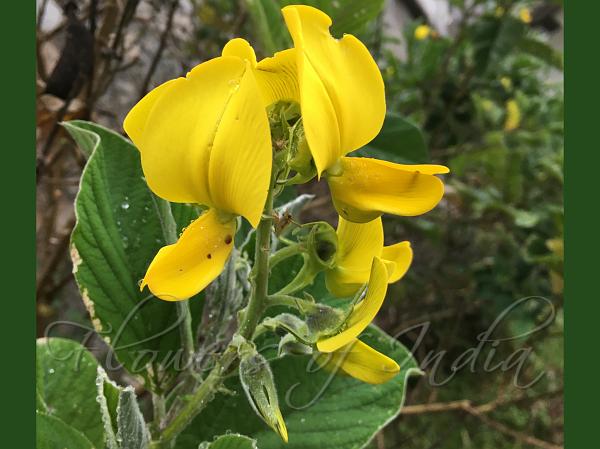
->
[317,339,400,384]
[325,217,383,296]
[222,38,257,67]
[317,258,388,353]
[140,209,236,301]
[327,157,449,223]
[282,5,386,176]
[414,24,431,40]
[381,241,413,283]
[123,78,178,146]
[223,38,300,107]
[123,56,271,227]
[504,99,521,131]
[207,61,272,227]
[335,216,383,272]
[255,49,300,107]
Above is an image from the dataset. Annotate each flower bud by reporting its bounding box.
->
[238,342,288,442]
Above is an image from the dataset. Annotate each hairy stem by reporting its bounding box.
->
[238,185,275,339]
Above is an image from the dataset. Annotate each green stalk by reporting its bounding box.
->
[238,183,275,339]
[269,243,302,269]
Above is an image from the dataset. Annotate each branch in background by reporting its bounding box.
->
[402,388,564,449]
[138,0,179,99]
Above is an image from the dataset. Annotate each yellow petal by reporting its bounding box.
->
[123,56,271,225]
[325,217,384,296]
[141,209,236,301]
[381,241,413,283]
[328,157,449,223]
[123,79,178,146]
[207,60,272,227]
[255,49,300,107]
[317,257,387,352]
[222,38,257,67]
[317,339,400,384]
[282,5,386,176]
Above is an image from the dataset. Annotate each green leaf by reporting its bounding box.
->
[519,37,563,70]
[64,120,202,389]
[179,325,419,449]
[356,113,429,164]
[36,337,105,448]
[244,0,292,55]
[117,387,151,449]
[472,16,526,74]
[37,412,95,449]
[200,434,258,449]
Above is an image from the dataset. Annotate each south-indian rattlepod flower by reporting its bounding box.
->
[317,258,400,384]
[280,5,449,223]
[326,216,413,297]
[123,44,277,300]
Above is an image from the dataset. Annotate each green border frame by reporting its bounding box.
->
[1,1,35,448]
[0,0,592,448]
[565,1,598,448]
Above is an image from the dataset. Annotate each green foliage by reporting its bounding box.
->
[356,113,430,164]
[200,434,258,449]
[36,337,104,448]
[179,326,418,449]
[36,412,95,449]
[64,121,202,390]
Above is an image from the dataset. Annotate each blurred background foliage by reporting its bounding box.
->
[36,0,563,447]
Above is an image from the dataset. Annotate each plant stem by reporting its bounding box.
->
[238,186,274,339]
[176,301,195,372]
[156,348,237,446]
[269,243,302,269]
[267,294,314,310]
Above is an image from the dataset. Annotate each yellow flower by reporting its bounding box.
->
[504,99,521,131]
[317,258,400,384]
[124,43,273,300]
[519,8,532,24]
[326,216,412,297]
[500,76,512,90]
[279,5,449,223]
[495,6,505,17]
[414,24,431,40]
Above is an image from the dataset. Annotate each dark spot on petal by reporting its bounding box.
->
[207,254,212,259]
[224,235,233,244]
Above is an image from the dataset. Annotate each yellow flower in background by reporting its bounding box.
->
[124,45,272,300]
[495,6,505,17]
[280,5,449,223]
[519,8,532,24]
[504,99,521,131]
[326,216,412,297]
[317,258,400,384]
[500,76,512,90]
[414,24,432,40]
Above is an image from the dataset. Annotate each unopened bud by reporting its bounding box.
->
[238,342,288,442]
